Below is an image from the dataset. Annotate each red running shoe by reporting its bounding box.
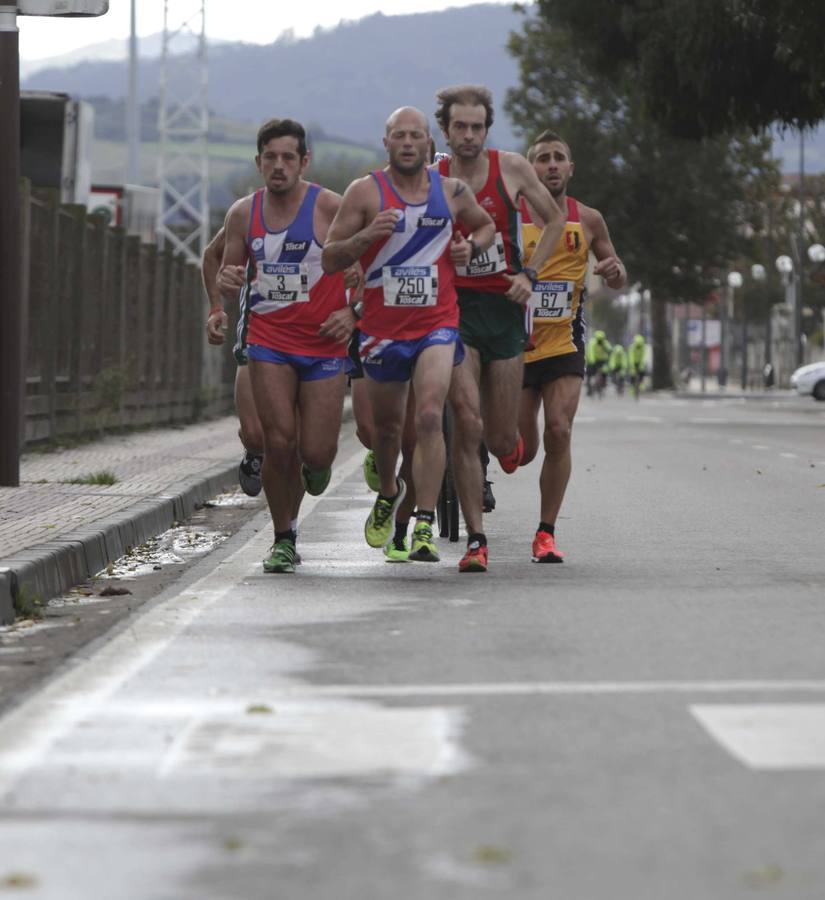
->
[531,530,564,563]
[459,541,488,573]
[497,434,524,474]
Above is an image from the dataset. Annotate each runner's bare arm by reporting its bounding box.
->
[447,179,495,267]
[219,199,251,302]
[322,178,399,274]
[584,206,627,289]
[202,228,227,345]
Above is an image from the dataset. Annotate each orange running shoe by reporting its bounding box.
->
[459,541,488,573]
[497,434,525,474]
[531,530,564,563]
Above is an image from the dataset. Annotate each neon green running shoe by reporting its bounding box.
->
[365,478,406,548]
[363,449,380,492]
[408,520,439,562]
[383,536,410,563]
[300,463,331,496]
[263,538,297,574]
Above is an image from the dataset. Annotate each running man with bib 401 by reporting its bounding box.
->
[519,130,626,564]
[434,84,567,573]
[323,106,495,564]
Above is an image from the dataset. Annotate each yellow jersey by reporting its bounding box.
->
[522,196,589,362]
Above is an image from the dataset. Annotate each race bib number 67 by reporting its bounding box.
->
[529,280,574,321]
[256,262,309,303]
[382,265,438,307]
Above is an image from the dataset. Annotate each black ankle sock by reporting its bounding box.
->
[416,510,435,525]
[394,519,409,543]
[275,529,296,544]
[378,488,399,503]
[538,522,555,536]
[467,532,487,547]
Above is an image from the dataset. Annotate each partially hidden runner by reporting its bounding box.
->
[203,227,265,498]
[220,117,357,574]
[434,84,567,572]
[322,106,495,564]
[519,130,626,563]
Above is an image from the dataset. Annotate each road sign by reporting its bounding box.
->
[17,0,107,15]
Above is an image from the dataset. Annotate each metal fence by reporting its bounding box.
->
[22,187,234,445]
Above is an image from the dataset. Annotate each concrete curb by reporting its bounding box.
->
[0,398,355,624]
[673,390,795,401]
[0,459,239,625]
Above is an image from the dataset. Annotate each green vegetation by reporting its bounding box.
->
[14,584,45,620]
[62,471,118,486]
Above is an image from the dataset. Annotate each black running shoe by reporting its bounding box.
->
[482,479,496,513]
[238,451,263,497]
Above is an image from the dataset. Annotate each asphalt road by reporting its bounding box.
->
[0,391,823,899]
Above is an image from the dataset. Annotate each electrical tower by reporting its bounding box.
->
[157,0,209,263]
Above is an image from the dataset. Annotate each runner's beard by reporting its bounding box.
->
[392,155,426,177]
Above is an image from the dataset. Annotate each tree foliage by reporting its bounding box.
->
[505,12,780,387]
[536,0,825,139]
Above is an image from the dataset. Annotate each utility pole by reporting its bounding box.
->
[157,0,209,263]
[795,130,805,368]
[0,4,23,485]
[126,0,139,183]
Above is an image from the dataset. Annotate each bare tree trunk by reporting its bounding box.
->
[652,295,673,390]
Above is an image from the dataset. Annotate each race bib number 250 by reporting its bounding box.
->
[382,265,438,307]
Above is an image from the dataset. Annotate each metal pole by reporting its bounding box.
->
[126,0,139,183]
[700,298,707,393]
[0,5,22,486]
[720,285,729,389]
[796,131,805,367]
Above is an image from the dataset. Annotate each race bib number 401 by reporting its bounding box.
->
[256,262,309,303]
[382,265,438,307]
[456,232,507,277]
[529,280,574,321]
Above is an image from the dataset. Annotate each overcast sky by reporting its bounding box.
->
[17,0,507,60]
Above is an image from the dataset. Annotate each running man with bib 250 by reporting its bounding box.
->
[221,118,353,574]
[323,106,495,563]
[519,130,626,563]
[434,84,566,572]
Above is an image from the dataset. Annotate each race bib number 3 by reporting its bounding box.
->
[256,262,309,303]
[382,265,438,307]
[529,280,574,321]
[456,232,507,277]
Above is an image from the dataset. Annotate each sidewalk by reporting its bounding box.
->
[674,376,796,401]
[0,417,247,624]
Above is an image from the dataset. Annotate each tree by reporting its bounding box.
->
[505,12,779,388]
[535,0,825,139]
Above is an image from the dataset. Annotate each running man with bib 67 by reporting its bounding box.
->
[519,130,626,563]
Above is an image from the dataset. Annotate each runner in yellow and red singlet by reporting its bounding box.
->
[518,130,626,563]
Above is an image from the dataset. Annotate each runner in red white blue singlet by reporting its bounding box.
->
[220,117,358,575]
[323,106,495,565]
[245,183,348,366]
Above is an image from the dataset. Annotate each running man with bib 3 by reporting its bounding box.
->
[322,106,495,563]
[221,118,354,574]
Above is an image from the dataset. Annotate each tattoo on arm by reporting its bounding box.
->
[453,182,466,198]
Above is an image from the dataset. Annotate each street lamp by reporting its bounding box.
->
[721,271,742,389]
[775,255,798,376]
[808,244,825,264]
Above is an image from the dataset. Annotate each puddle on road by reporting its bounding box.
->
[98,525,229,579]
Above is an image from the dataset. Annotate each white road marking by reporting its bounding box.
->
[730,438,743,444]
[691,704,825,770]
[780,452,798,459]
[690,417,726,424]
[0,446,367,791]
[626,415,663,423]
[752,444,769,450]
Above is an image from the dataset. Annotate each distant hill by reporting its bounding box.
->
[22,3,526,149]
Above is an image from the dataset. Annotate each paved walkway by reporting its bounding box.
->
[0,417,246,623]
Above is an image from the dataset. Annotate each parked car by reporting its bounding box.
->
[790,361,825,400]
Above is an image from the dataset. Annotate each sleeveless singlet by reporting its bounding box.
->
[437,148,522,294]
[245,183,346,357]
[522,196,589,361]
[359,169,457,341]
